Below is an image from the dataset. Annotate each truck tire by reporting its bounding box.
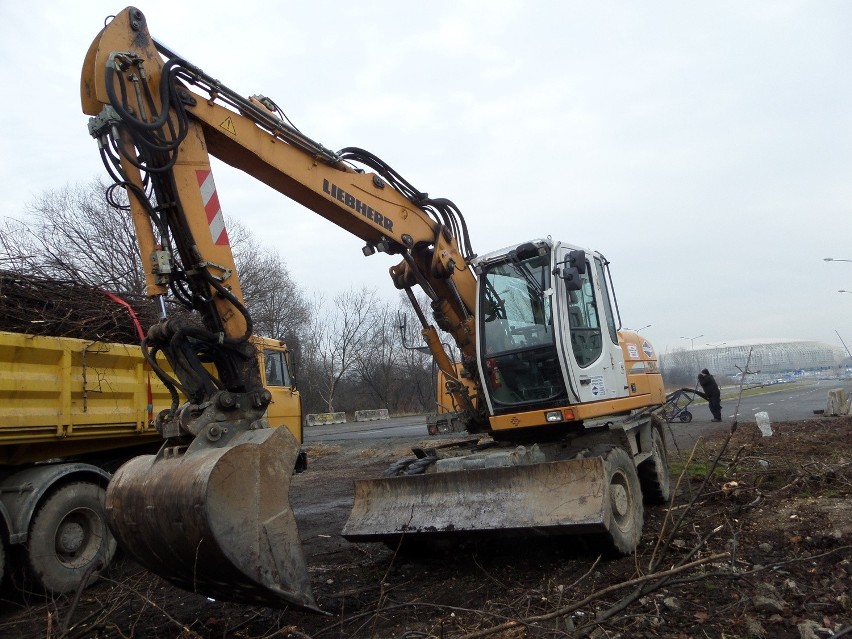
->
[24,482,116,594]
[599,447,644,556]
[638,427,671,505]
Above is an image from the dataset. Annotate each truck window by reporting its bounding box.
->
[264,350,291,387]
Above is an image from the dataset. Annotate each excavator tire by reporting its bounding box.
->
[24,482,115,594]
[596,447,644,556]
[638,427,671,505]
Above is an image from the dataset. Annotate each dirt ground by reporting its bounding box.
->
[1,416,850,638]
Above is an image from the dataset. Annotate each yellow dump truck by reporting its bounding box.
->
[0,329,302,594]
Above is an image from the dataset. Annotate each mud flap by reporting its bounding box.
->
[105,424,318,610]
[343,457,620,541]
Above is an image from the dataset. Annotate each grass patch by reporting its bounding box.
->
[669,459,727,481]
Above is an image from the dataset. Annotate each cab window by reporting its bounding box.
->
[264,350,291,387]
[566,264,603,367]
[594,257,619,344]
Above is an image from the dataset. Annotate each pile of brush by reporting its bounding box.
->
[0,271,156,344]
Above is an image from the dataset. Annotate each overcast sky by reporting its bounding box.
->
[1,1,850,356]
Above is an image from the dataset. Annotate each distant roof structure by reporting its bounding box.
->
[664,340,844,378]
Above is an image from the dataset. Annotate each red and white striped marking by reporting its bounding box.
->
[196,169,230,246]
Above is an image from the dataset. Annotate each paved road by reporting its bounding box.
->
[696,378,852,423]
[303,414,429,443]
[303,378,852,447]
[660,378,852,449]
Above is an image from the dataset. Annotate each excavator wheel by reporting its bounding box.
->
[596,447,644,556]
[638,426,671,505]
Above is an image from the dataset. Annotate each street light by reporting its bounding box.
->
[824,258,852,263]
[680,334,704,350]
[626,324,652,332]
[706,341,727,348]
[840,290,852,294]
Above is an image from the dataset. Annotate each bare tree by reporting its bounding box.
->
[392,293,438,412]
[302,287,378,412]
[227,219,309,341]
[354,304,401,410]
[660,347,699,387]
[0,178,145,293]
[0,179,309,345]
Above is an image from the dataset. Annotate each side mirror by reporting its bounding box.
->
[567,249,586,275]
[560,267,583,291]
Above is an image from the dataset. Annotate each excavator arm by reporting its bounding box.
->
[82,8,483,434]
[80,6,487,610]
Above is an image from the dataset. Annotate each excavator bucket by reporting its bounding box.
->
[105,424,318,610]
[343,456,624,543]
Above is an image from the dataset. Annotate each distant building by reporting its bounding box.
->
[661,339,848,384]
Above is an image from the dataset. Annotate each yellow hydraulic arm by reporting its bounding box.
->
[81,7,483,429]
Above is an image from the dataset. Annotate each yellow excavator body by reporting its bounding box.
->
[81,7,667,611]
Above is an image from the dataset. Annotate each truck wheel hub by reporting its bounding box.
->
[610,483,629,517]
[57,521,86,554]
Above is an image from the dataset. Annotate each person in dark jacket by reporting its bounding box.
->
[698,368,722,421]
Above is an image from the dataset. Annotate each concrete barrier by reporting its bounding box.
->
[354,408,389,422]
[826,389,850,416]
[305,412,347,426]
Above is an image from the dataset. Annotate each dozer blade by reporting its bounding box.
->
[106,424,318,610]
[343,457,612,541]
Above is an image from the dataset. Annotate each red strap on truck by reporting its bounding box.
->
[101,292,154,422]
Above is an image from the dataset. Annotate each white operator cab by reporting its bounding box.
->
[472,239,628,419]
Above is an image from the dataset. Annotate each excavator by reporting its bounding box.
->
[80,7,669,612]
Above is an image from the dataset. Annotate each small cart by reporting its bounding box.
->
[659,388,707,423]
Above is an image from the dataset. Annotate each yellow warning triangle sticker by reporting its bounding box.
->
[220,116,237,136]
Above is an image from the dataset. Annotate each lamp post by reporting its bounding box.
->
[626,324,652,332]
[706,341,727,348]
[680,334,704,350]
[840,290,852,294]
[824,258,852,263]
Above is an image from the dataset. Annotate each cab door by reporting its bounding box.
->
[555,245,628,404]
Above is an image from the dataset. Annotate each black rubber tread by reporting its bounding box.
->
[638,427,672,505]
[24,482,116,594]
[383,457,418,477]
[597,447,644,556]
[401,457,437,475]
[383,456,438,477]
